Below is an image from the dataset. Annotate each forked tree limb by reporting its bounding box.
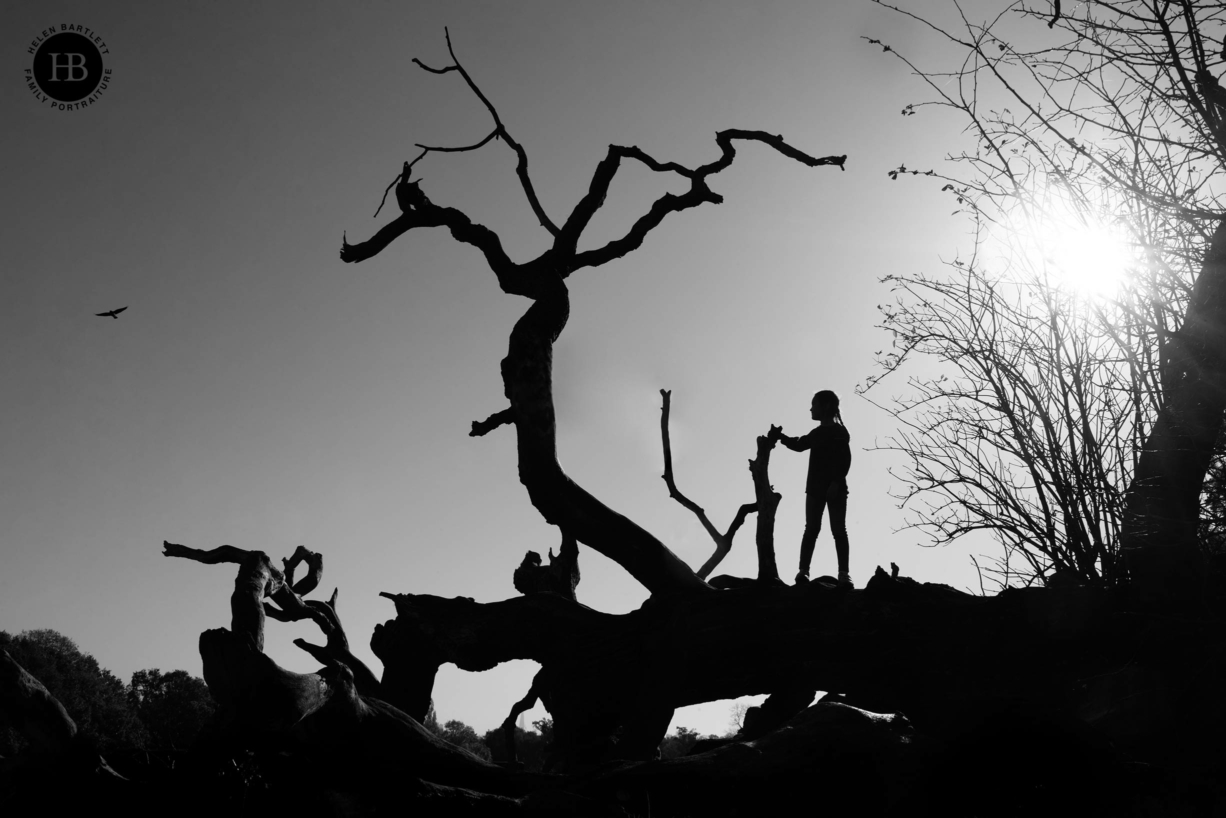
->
[340,197,524,292]
[697,503,757,579]
[341,35,844,296]
[563,133,845,270]
[659,389,758,579]
[293,588,383,698]
[411,27,559,237]
[341,133,845,291]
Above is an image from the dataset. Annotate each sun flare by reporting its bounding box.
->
[999,196,1137,298]
[1040,218,1135,296]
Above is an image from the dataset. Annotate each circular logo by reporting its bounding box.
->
[32,32,104,102]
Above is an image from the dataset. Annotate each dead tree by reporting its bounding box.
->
[341,30,843,598]
[331,28,848,757]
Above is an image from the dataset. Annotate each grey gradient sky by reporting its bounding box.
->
[3,1,992,736]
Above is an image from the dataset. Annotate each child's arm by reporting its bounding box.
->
[776,428,813,451]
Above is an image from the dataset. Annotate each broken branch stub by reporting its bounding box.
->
[750,430,783,583]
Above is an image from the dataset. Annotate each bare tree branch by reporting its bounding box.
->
[471,407,516,437]
[658,389,758,580]
[409,28,559,236]
[566,134,845,270]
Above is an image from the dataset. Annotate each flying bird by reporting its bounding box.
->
[95,306,128,319]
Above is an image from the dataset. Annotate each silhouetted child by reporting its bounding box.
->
[775,390,852,587]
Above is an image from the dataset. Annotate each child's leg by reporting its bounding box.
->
[798,490,827,577]
[828,481,849,577]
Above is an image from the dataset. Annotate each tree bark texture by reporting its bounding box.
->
[1123,220,1226,603]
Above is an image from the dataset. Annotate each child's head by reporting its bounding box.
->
[811,390,842,424]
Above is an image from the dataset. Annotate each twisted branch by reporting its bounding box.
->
[163,541,379,693]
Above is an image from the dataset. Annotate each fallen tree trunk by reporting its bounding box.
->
[373,567,1216,767]
[163,533,1222,814]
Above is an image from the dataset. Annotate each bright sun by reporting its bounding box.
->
[999,195,1137,297]
[1040,217,1135,296]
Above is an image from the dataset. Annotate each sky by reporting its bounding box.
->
[2,1,998,738]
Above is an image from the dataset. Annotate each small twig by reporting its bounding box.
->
[471,406,516,437]
[373,152,429,218]
[970,554,987,596]
[412,57,459,75]
[416,131,499,155]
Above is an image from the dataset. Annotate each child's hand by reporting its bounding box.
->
[768,424,782,442]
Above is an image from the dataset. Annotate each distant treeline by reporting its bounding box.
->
[1,629,720,764]
[0,629,214,755]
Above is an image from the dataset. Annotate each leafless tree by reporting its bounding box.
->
[864,216,1153,587]
[866,0,1226,600]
